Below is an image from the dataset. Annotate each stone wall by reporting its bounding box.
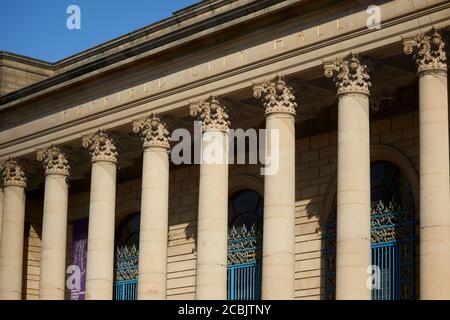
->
[22,198,43,300]
[0,53,52,95]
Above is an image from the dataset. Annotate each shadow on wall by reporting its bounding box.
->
[22,195,43,300]
[300,165,337,300]
[167,165,199,256]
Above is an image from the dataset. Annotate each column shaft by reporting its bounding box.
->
[190,96,230,300]
[39,174,69,299]
[324,55,372,300]
[419,72,450,299]
[37,146,71,300]
[261,113,295,300]
[0,185,26,299]
[0,187,3,243]
[403,30,450,299]
[253,76,297,300]
[137,148,169,299]
[335,94,371,300]
[85,161,117,300]
[195,130,228,300]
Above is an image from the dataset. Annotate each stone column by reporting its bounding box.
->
[404,30,450,299]
[253,76,297,300]
[37,145,70,300]
[0,159,27,300]
[0,185,3,243]
[324,55,372,300]
[82,130,118,300]
[133,114,171,299]
[190,96,230,300]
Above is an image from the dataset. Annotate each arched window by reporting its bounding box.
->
[227,190,263,300]
[113,213,140,300]
[323,161,417,300]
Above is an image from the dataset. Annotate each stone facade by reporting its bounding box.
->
[0,52,53,95]
[1,0,449,300]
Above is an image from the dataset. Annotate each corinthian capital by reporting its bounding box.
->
[253,76,298,116]
[37,145,70,176]
[190,96,231,132]
[403,29,447,74]
[82,130,118,163]
[1,158,27,188]
[133,113,170,150]
[324,55,371,96]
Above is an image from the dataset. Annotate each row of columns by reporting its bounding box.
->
[321,29,450,299]
[0,75,298,300]
[0,29,448,300]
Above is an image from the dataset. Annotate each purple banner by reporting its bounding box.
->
[68,218,88,300]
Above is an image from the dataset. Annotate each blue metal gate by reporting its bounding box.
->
[370,201,415,299]
[113,245,139,300]
[323,201,416,300]
[227,224,262,300]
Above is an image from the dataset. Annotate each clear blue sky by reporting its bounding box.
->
[0,0,199,62]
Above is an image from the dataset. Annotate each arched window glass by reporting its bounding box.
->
[227,190,263,300]
[116,213,140,248]
[370,161,414,211]
[323,161,417,300]
[228,190,263,230]
[113,213,140,300]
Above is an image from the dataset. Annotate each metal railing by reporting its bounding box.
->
[227,262,261,300]
[113,279,138,300]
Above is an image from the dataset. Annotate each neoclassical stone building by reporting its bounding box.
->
[0,0,449,300]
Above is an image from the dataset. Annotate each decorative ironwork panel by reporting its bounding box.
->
[228,224,261,265]
[113,245,139,300]
[371,201,414,244]
[370,201,416,300]
[323,201,416,300]
[227,224,262,300]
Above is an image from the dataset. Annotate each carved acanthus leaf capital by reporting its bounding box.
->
[1,158,27,188]
[132,113,170,150]
[190,96,231,132]
[82,130,118,163]
[324,55,371,96]
[37,145,70,176]
[403,29,448,74]
[253,76,298,116]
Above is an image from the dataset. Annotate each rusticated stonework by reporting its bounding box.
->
[0,158,27,188]
[253,76,298,116]
[403,29,448,75]
[133,113,170,150]
[324,55,371,96]
[37,145,70,176]
[190,95,231,132]
[82,130,118,163]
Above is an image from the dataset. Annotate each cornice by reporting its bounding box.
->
[0,51,53,70]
